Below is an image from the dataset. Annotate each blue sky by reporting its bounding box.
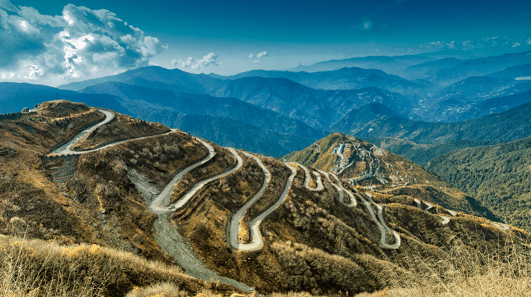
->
[1,0,530,86]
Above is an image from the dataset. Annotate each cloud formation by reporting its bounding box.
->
[256,51,268,58]
[0,0,165,84]
[249,51,268,60]
[426,36,531,51]
[175,53,219,70]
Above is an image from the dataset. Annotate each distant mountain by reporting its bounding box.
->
[0,82,127,114]
[427,136,531,231]
[81,81,326,140]
[143,110,316,157]
[0,81,320,157]
[425,51,531,86]
[207,76,339,129]
[288,54,435,75]
[209,76,412,128]
[331,102,404,133]
[472,88,531,117]
[485,63,531,80]
[422,80,531,122]
[60,66,220,93]
[338,101,531,145]
[62,66,412,129]
[401,58,463,80]
[211,67,438,96]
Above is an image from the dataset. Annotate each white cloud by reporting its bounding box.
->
[0,0,165,84]
[513,42,521,47]
[254,60,259,63]
[191,53,218,69]
[527,39,531,45]
[176,53,219,70]
[428,40,455,49]
[249,51,268,60]
[256,51,268,58]
[173,57,193,68]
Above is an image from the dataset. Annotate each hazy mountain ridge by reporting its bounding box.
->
[210,66,437,96]
[80,81,327,140]
[339,101,531,145]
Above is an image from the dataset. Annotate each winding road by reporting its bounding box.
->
[440,216,450,225]
[47,108,255,292]
[150,137,217,213]
[167,147,242,212]
[320,169,399,249]
[411,198,462,226]
[287,162,324,191]
[51,110,116,156]
[228,152,272,251]
[331,173,357,207]
[246,164,297,249]
[491,222,510,231]
[50,109,180,157]
[319,170,345,204]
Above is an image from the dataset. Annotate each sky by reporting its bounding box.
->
[1,0,530,86]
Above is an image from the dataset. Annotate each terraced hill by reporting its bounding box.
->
[0,100,527,296]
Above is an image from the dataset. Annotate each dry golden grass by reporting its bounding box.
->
[0,234,241,297]
[354,229,531,297]
[126,283,182,297]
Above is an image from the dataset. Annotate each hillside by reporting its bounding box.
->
[427,136,531,231]
[1,100,529,296]
[283,133,497,220]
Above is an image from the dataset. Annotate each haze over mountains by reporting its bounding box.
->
[2,49,531,162]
